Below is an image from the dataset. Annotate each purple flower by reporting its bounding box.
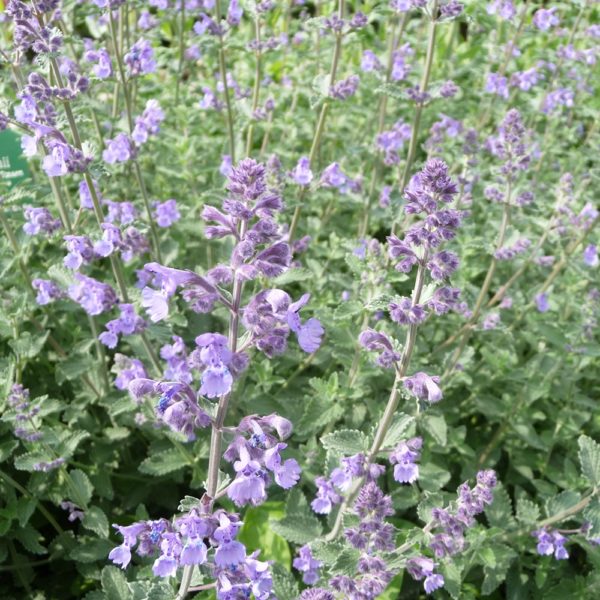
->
[320,162,347,188]
[99,304,146,348]
[482,312,500,330]
[358,329,401,368]
[227,0,243,26]
[194,333,235,398]
[311,476,341,514]
[293,545,322,585]
[389,437,422,483]
[330,75,359,100]
[63,235,95,270]
[389,298,427,325]
[584,244,598,267]
[153,199,180,227]
[23,206,61,235]
[132,99,165,145]
[535,292,550,313]
[533,8,560,31]
[487,0,515,20]
[440,80,459,97]
[543,88,575,114]
[68,274,118,315]
[427,250,459,280]
[103,133,135,164]
[440,1,463,19]
[113,354,148,391]
[291,156,313,185]
[84,47,113,78]
[485,73,509,99]
[403,372,443,403]
[361,50,382,72]
[124,38,156,76]
[533,529,569,560]
[108,544,131,569]
[32,279,63,305]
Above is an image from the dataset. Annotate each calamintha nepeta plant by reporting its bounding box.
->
[0,0,599,599]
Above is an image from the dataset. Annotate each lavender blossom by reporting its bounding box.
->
[68,274,118,315]
[153,199,180,227]
[403,372,443,403]
[293,545,322,584]
[389,437,422,483]
[124,38,157,76]
[23,206,61,235]
[533,529,569,560]
[32,279,63,305]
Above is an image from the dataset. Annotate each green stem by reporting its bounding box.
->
[0,469,65,536]
[108,11,163,263]
[175,0,186,104]
[245,18,262,157]
[358,14,408,238]
[288,0,345,243]
[398,1,439,193]
[327,255,429,540]
[215,0,236,162]
[443,192,512,377]
[176,215,249,600]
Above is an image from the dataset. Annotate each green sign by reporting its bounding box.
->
[0,129,31,189]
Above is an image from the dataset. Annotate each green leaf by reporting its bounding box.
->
[578,435,600,486]
[417,492,444,523]
[419,463,451,492]
[583,499,600,538]
[378,573,404,600]
[515,498,540,525]
[420,413,447,446]
[69,469,94,506]
[0,440,18,463]
[14,450,54,472]
[139,449,189,476]
[382,413,414,449]
[441,561,462,599]
[546,490,581,518]
[83,506,109,538]
[9,331,49,359]
[70,538,114,563]
[270,563,299,600]
[15,525,46,554]
[271,488,322,544]
[321,429,368,455]
[178,495,202,512]
[101,566,132,600]
[238,503,291,567]
[145,582,176,600]
[56,354,96,384]
[485,484,515,528]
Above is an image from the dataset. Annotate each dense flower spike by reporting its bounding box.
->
[2,2,599,598]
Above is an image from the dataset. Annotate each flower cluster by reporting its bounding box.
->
[533,528,569,560]
[99,304,146,349]
[129,379,211,440]
[330,483,395,598]
[23,206,61,236]
[223,414,301,507]
[428,470,497,558]
[389,436,423,483]
[109,509,274,598]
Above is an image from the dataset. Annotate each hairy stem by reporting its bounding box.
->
[327,255,429,540]
[245,18,262,157]
[215,1,236,162]
[397,1,439,193]
[108,10,163,263]
[288,0,345,244]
